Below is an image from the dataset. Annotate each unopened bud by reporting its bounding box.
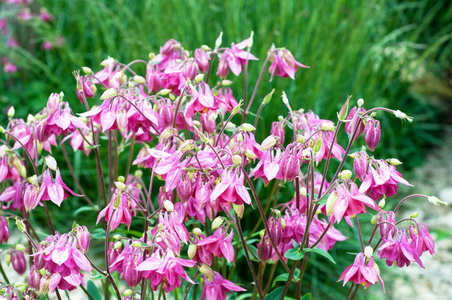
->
[159,89,171,96]
[357,98,364,107]
[15,244,26,252]
[233,203,244,218]
[321,123,335,131]
[188,244,197,259]
[281,91,289,106]
[215,32,223,49]
[199,264,214,278]
[15,218,26,232]
[338,96,350,121]
[133,75,146,84]
[7,106,15,118]
[297,134,305,143]
[221,79,233,86]
[123,289,133,297]
[113,234,122,240]
[262,88,275,105]
[179,139,195,152]
[261,136,276,151]
[114,181,126,191]
[148,52,155,60]
[299,187,307,197]
[240,123,256,132]
[232,99,243,115]
[100,57,115,67]
[132,241,141,248]
[427,196,447,206]
[280,218,286,230]
[192,228,202,236]
[259,229,265,238]
[378,198,386,209]
[232,155,242,167]
[245,150,257,159]
[364,246,373,259]
[212,216,224,230]
[388,158,402,165]
[114,241,122,249]
[195,74,205,82]
[82,67,93,74]
[44,156,57,171]
[5,253,11,265]
[27,114,35,123]
[134,170,142,178]
[326,191,337,216]
[0,126,4,133]
[394,110,413,122]
[100,88,117,100]
[371,215,377,224]
[339,170,352,180]
[163,200,174,212]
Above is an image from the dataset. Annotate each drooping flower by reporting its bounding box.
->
[365,119,381,151]
[110,241,144,288]
[378,229,424,268]
[409,223,435,256]
[137,249,196,293]
[0,216,9,244]
[11,249,26,275]
[338,253,384,291]
[37,168,81,207]
[216,38,258,78]
[96,189,133,230]
[200,271,246,300]
[210,170,252,211]
[196,227,235,263]
[268,47,309,81]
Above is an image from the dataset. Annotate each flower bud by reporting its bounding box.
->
[133,75,146,84]
[353,151,368,181]
[28,266,41,289]
[15,218,26,233]
[326,191,337,216]
[5,253,11,265]
[394,110,413,122]
[263,88,275,105]
[39,274,50,294]
[339,170,352,180]
[378,198,386,209]
[215,32,223,49]
[338,96,350,121]
[100,88,117,100]
[82,67,93,74]
[44,155,57,171]
[0,217,9,245]
[114,241,122,249]
[221,79,233,86]
[321,123,335,131]
[195,74,205,82]
[232,100,243,115]
[240,123,256,132]
[245,149,257,159]
[76,226,90,253]
[188,244,197,259]
[364,246,373,259]
[261,136,276,151]
[233,203,244,219]
[357,98,364,107]
[411,212,419,219]
[159,89,171,96]
[15,244,26,252]
[364,119,381,151]
[11,250,26,275]
[199,264,214,278]
[211,216,224,230]
[7,106,15,118]
[232,155,242,167]
[388,158,402,165]
[115,181,127,191]
[192,228,202,236]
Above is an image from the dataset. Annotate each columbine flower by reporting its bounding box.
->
[137,249,196,293]
[216,38,258,78]
[201,271,246,300]
[365,119,381,151]
[409,223,435,256]
[210,170,252,211]
[344,106,366,141]
[353,150,368,181]
[196,227,235,263]
[185,83,223,118]
[338,253,384,291]
[329,182,380,224]
[37,168,81,207]
[359,159,412,201]
[96,189,133,230]
[0,216,9,244]
[268,47,309,81]
[378,229,424,268]
[110,241,144,288]
[11,249,26,275]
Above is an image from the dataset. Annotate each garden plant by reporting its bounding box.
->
[0,32,447,300]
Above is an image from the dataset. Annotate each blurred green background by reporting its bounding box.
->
[1,0,451,299]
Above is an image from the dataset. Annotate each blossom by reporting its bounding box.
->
[11,249,26,275]
[359,159,412,200]
[110,241,144,288]
[210,170,252,210]
[329,182,380,223]
[196,227,235,263]
[201,272,246,300]
[185,83,223,118]
[0,216,9,244]
[378,229,424,268]
[409,223,435,256]
[216,38,258,78]
[137,249,196,293]
[365,119,381,151]
[37,168,81,207]
[338,253,384,291]
[97,189,133,230]
[268,48,309,81]
[344,106,366,141]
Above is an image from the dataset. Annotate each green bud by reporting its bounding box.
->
[192,228,202,236]
[326,191,337,216]
[195,74,205,82]
[113,234,122,240]
[188,244,197,259]
[100,57,115,67]
[45,155,57,171]
[123,289,133,297]
[232,155,242,166]
[5,253,11,266]
[221,79,233,86]
[245,149,257,159]
[320,123,335,131]
[411,212,419,219]
[262,88,275,105]
[100,88,117,100]
[7,106,15,119]
[211,216,224,230]
[133,75,146,84]
[215,32,223,49]
[378,198,386,209]
[148,52,155,60]
[338,96,350,121]
[199,264,214,278]
[0,126,4,134]
[281,91,289,106]
[388,158,402,165]
[261,136,276,151]
[114,181,126,191]
[114,241,122,249]
[299,187,307,197]
[427,196,447,206]
[15,218,26,232]
[233,203,244,219]
[232,99,243,115]
[394,110,413,122]
[357,98,364,107]
[297,134,305,143]
[364,246,373,259]
[371,215,377,224]
[15,244,26,252]
[132,241,141,248]
[159,89,171,96]
[339,170,352,180]
[240,123,256,132]
[82,67,93,74]
[163,200,174,212]
[134,170,142,178]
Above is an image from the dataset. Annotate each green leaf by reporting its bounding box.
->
[265,287,284,300]
[302,247,336,264]
[272,269,300,287]
[91,228,106,240]
[74,206,96,217]
[301,293,312,300]
[284,248,304,260]
[90,269,107,280]
[87,280,103,300]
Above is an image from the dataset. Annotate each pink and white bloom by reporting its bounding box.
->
[268,47,309,81]
[216,38,258,78]
[97,189,133,230]
[196,227,235,263]
[201,271,246,300]
[210,170,252,211]
[338,253,384,291]
[378,229,424,268]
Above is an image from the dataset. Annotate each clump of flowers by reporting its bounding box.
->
[0,32,445,300]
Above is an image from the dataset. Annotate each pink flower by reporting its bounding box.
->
[344,106,366,141]
[0,18,9,35]
[152,39,183,71]
[194,48,210,72]
[41,40,54,50]
[216,38,258,78]
[6,38,18,48]
[365,119,381,151]
[196,227,235,263]
[110,241,144,288]
[353,150,368,181]
[338,253,384,291]
[378,229,424,268]
[185,83,223,118]
[97,189,133,230]
[37,168,81,207]
[11,249,26,275]
[377,211,396,239]
[39,9,53,22]
[137,249,196,293]
[3,61,18,73]
[210,170,252,210]
[268,48,309,81]
[146,64,163,93]
[201,272,246,300]
[329,182,380,223]
[279,144,301,181]
[359,159,412,201]
[250,149,282,185]
[0,181,24,211]
[152,208,189,256]
[409,223,435,256]
[0,216,9,244]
